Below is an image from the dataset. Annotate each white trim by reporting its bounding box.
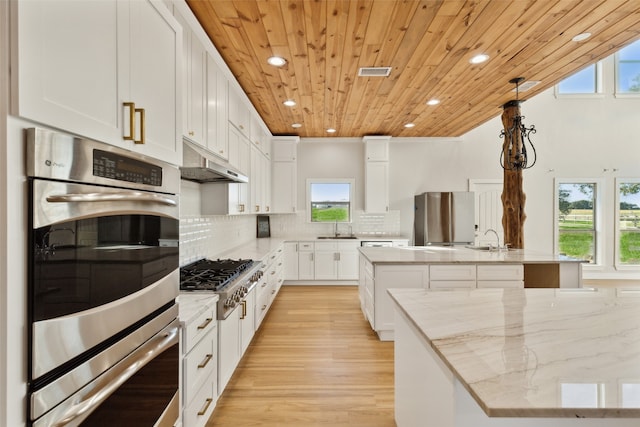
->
[306,178,355,224]
[614,178,640,270]
[554,61,604,97]
[614,39,640,97]
[553,178,605,265]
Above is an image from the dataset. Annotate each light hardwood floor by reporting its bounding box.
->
[206,285,396,427]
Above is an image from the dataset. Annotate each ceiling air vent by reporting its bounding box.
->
[358,67,392,77]
[513,80,541,92]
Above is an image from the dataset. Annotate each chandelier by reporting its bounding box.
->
[499,77,537,171]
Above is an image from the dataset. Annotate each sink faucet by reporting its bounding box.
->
[484,228,500,251]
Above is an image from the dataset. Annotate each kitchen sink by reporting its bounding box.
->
[317,236,358,239]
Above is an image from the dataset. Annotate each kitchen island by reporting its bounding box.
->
[359,246,584,340]
[388,287,640,427]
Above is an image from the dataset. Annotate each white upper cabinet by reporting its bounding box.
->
[363,136,391,213]
[365,137,389,161]
[13,0,182,165]
[174,10,205,146]
[271,137,299,214]
[228,87,250,136]
[206,55,229,160]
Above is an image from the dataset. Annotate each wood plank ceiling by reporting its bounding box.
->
[187,0,640,138]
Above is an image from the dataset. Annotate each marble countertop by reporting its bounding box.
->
[388,287,640,418]
[177,293,219,326]
[360,245,584,264]
[217,238,286,263]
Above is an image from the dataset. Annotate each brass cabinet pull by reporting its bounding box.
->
[123,102,136,140]
[240,300,247,319]
[197,317,213,330]
[197,398,213,416]
[255,205,260,212]
[135,108,145,144]
[198,354,213,369]
[261,304,267,311]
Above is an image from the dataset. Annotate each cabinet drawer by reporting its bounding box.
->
[183,306,216,353]
[315,241,338,251]
[430,280,476,289]
[184,370,216,427]
[184,328,216,406]
[429,265,476,281]
[477,280,524,289]
[477,264,523,281]
[298,241,315,251]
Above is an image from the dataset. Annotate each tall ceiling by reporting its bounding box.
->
[186,0,640,138]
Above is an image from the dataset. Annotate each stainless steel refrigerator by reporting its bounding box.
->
[414,192,475,245]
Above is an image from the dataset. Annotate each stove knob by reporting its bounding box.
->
[224,297,234,308]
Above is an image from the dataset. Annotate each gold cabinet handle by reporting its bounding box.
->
[188,131,194,136]
[198,354,213,369]
[240,300,247,319]
[261,304,267,311]
[198,398,213,416]
[197,317,213,330]
[135,107,145,144]
[123,102,136,140]
[255,205,260,212]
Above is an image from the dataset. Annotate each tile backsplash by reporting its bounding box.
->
[179,179,402,265]
[179,210,401,265]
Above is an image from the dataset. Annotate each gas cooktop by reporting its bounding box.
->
[179,258,255,291]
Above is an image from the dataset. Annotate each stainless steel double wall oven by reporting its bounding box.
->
[26,128,180,426]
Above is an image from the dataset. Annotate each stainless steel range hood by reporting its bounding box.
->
[180,140,248,183]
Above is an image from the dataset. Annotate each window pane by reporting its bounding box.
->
[558,183,595,262]
[558,64,596,94]
[310,182,351,222]
[618,183,640,264]
[617,40,640,93]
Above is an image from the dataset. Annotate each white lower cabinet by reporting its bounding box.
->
[283,242,299,280]
[179,295,218,427]
[218,286,255,395]
[360,259,525,340]
[286,240,359,281]
[429,264,476,289]
[297,242,315,280]
[477,264,524,288]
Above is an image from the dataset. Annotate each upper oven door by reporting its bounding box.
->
[29,178,180,381]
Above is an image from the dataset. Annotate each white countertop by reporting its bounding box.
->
[217,238,286,263]
[177,293,219,326]
[360,245,584,264]
[388,287,640,418]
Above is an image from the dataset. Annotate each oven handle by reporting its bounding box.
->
[47,322,179,427]
[46,191,177,206]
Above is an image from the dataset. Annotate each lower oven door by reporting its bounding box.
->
[30,304,179,427]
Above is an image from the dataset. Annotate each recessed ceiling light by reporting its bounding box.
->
[283,99,296,107]
[291,123,302,128]
[267,56,287,66]
[572,32,592,42]
[469,54,490,64]
[426,99,440,106]
[404,123,415,128]
[326,128,336,133]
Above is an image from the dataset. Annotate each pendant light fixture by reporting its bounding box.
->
[499,77,537,171]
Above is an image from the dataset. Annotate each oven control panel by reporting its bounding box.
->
[93,149,163,186]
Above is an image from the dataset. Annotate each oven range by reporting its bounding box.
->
[180,258,263,319]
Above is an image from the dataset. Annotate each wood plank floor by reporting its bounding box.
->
[206,285,396,427]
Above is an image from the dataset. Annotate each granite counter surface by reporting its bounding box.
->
[388,287,640,418]
[361,245,584,264]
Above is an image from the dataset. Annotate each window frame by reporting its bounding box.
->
[553,178,604,267]
[614,178,640,270]
[614,39,640,98]
[306,178,355,224]
[554,62,604,98]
